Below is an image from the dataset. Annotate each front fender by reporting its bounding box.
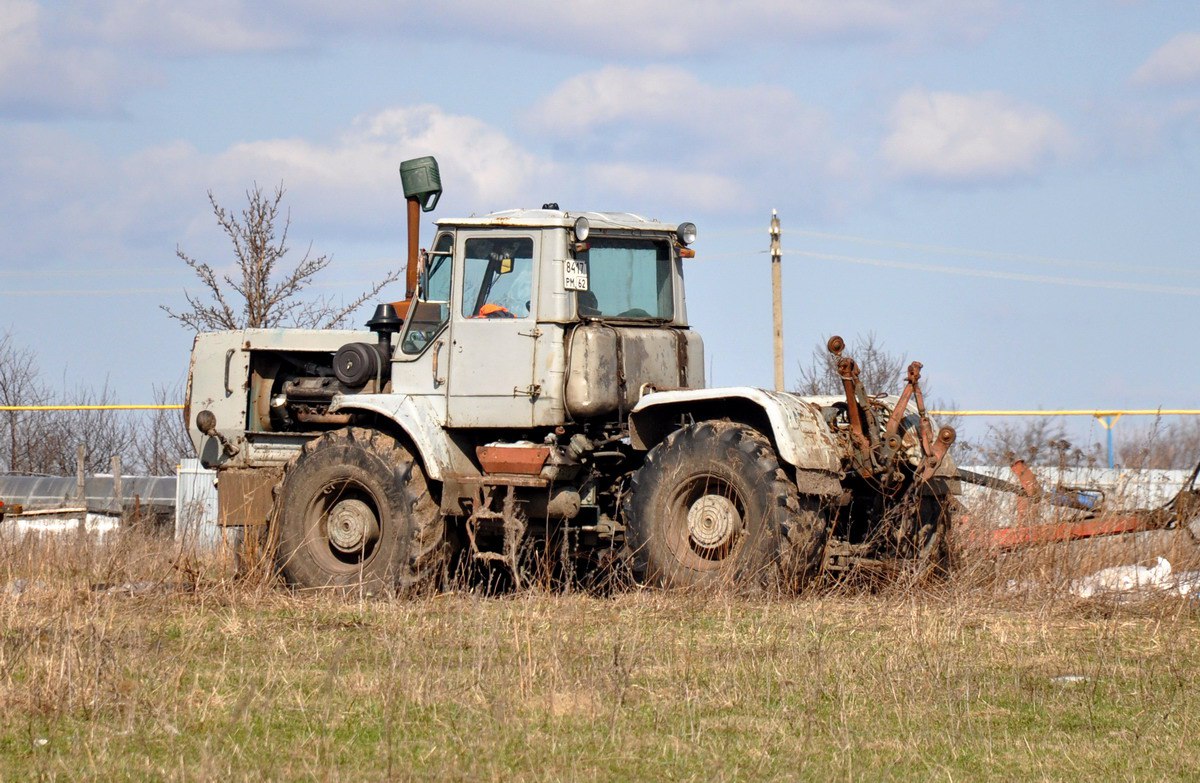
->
[329,394,452,481]
[629,387,842,475]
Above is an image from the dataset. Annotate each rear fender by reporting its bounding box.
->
[629,387,843,494]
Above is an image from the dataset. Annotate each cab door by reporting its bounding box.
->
[390,231,454,424]
[446,232,539,428]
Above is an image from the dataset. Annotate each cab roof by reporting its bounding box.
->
[436,209,680,233]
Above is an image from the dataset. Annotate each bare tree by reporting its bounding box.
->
[134,382,193,476]
[1118,417,1200,470]
[0,331,140,475]
[954,418,1105,468]
[163,183,401,331]
[0,330,54,473]
[42,380,139,475]
[795,331,908,396]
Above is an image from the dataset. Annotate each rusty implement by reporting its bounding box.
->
[828,336,879,477]
[979,514,1166,549]
[827,337,955,486]
[957,461,1197,551]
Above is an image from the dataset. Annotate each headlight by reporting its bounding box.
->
[676,222,697,246]
[573,216,590,242]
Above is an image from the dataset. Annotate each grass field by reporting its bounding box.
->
[3,532,1200,781]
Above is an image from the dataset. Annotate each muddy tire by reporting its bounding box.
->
[628,421,826,591]
[273,428,445,595]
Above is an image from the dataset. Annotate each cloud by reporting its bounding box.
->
[47,0,1003,59]
[532,66,828,159]
[527,65,860,214]
[2,80,844,273]
[361,0,1005,55]
[61,0,299,56]
[881,88,1072,184]
[217,107,556,226]
[1132,32,1200,87]
[0,104,567,266]
[0,1,134,117]
[580,162,744,214]
[1,0,1003,117]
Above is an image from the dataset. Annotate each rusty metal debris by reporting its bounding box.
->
[827,336,955,488]
[958,459,1200,550]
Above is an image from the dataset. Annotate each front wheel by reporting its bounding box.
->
[273,428,445,595]
[628,421,826,591]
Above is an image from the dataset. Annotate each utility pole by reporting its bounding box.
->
[770,209,784,391]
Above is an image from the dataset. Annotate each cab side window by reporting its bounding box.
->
[400,233,453,355]
[460,237,534,319]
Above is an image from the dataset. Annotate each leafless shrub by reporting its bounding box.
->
[133,382,193,476]
[0,330,55,473]
[163,183,401,331]
[955,417,1105,468]
[43,381,139,476]
[0,332,136,474]
[1119,417,1200,470]
[795,331,908,396]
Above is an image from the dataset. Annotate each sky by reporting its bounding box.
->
[1,0,1197,453]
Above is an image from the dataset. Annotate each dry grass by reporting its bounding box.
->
[2,528,1200,781]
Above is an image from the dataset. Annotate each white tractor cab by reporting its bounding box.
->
[187,156,958,594]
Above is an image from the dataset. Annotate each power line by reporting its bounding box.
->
[789,228,1200,279]
[699,225,1198,279]
[788,249,1200,297]
[0,405,183,411]
[0,277,404,298]
[930,409,1200,416]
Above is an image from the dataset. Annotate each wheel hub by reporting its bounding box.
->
[687,495,740,550]
[326,498,379,554]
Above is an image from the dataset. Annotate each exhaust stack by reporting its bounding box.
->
[398,156,443,300]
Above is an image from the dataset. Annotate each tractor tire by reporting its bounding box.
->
[628,421,827,591]
[273,427,445,595]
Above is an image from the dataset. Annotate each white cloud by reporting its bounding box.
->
[53,0,1004,58]
[2,85,833,271]
[882,89,1072,184]
[0,1,132,117]
[218,106,555,224]
[1,0,1003,116]
[376,0,1004,55]
[531,65,829,161]
[62,0,298,56]
[527,65,858,214]
[581,162,745,213]
[1132,32,1200,87]
[0,105,563,265]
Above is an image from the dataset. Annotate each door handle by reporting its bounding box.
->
[224,349,235,397]
[432,340,445,387]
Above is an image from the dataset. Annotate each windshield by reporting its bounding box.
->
[461,237,534,318]
[576,237,673,320]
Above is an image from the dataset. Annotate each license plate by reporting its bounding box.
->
[563,259,589,291]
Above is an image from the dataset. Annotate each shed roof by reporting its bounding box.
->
[0,474,176,513]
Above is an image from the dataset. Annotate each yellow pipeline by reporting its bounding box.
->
[0,404,183,411]
[1,405,1197,416]
[928,409,1200,416]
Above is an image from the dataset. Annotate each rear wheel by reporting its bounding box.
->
[628,421,826,591]
[274,428,445,595]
